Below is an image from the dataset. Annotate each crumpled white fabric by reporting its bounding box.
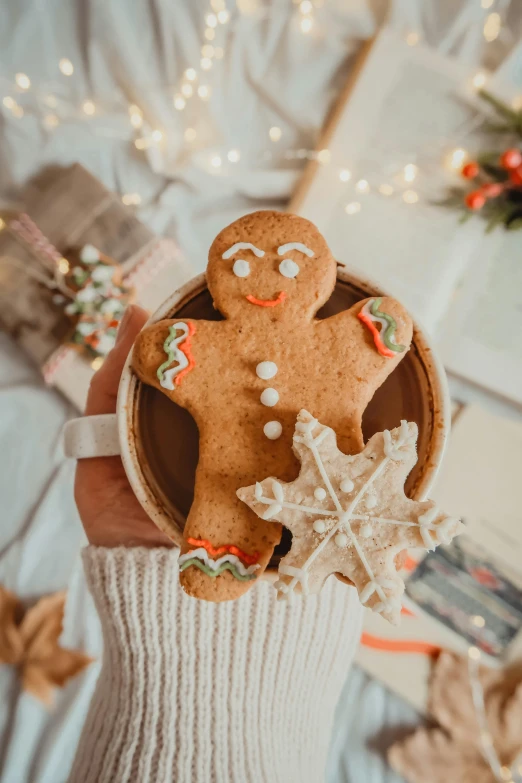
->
[1,1,521,781]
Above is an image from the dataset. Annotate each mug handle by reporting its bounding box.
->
[63,414,120,459]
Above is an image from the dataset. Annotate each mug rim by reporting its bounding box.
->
[117,267,451,553]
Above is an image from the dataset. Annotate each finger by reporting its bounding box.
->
[86,305,149,416]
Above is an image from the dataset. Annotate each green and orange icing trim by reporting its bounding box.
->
[178,537,261,582]
[357,298,406,359]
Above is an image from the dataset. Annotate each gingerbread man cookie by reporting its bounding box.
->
[132,210,413,602]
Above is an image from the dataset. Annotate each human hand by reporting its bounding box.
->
[75,305,172,548]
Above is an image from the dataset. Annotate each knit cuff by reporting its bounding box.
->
[70,546,362,783]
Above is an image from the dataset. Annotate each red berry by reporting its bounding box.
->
[465,191,486,210]
[510,166,522,186]
[461,162,479,179]
[481,182,503,197]
[500,148,522,170]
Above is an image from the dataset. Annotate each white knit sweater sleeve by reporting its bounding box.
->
[69,546,362,783]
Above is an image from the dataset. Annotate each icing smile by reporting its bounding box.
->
[246,291,287,307]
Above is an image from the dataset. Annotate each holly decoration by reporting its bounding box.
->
[442,90,522,232]
[63,244,134,359]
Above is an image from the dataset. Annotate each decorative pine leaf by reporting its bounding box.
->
[479,89,519,122]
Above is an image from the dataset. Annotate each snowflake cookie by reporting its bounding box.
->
[237,410,464,625]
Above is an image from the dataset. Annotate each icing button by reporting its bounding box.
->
[256,361,278,380]
[260,388,279,407]
[314,487,327,500]
[340,478,354,493]
[263,421,282,440]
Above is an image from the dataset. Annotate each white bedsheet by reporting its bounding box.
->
[0,1,517,780]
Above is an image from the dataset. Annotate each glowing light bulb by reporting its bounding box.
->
[269,126,282,142]
[135,138,148,150]
[130,113,143,128]
[378,184,394,196]
[406,31,420,46]
[446,147,468,170]
[202,44,215,58]
[205,27,216,40]
[181,83,193,98]
[2,96,15,109]
[472,71,487,90]
[402,189,419,204]
[185,68,197,81]
[300,0,312,12]
[217,9,230,23]
[211,155,222,168]
[345,202,361,215]
[317,149,330,164]
[184,127,197,142]
[82,100,96,115]
[151,129,163,142]
[472,615,485,628]
[300,16,313,33]
[43,113,59,129]
[59,58,74,76]
[122,193,142,206]
[198,85,211,100]
[483,12,501,42]
[201,58,213,71]
[468,646,481,661]
[15,73,31,90]
[227,149,240,162]
[355,179,369,193]
[339,169,352,182]
[205,13,217,27]
[173,94,186,110]
[403,163,418,183]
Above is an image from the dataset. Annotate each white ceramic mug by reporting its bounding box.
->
[64,269,451,554]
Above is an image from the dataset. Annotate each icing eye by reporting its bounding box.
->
[279,259,299,279]
[233,259,250,278]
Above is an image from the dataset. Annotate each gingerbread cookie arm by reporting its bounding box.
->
[132,318,202,411]
[319,295,413,413]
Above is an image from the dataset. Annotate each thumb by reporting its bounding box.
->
[85,305,149,416]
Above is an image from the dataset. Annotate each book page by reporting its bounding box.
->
[439,232,522,405]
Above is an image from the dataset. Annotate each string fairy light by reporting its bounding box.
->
[15,72,30,90]
[483,12,501,42]
[402,189,419,204]
[82,100,96,115]
[403,163,418,183]
[345,201,361,215]
[379,183,394,196]
[355,179,370,193]
[339,168,352,182]
[58,58,74,76]
[227,148,240,162]
[472,71,488,90]
[269,126,282,142]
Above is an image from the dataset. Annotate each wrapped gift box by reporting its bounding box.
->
[0,164,193,410]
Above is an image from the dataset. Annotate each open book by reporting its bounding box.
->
[291,29,522,408]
